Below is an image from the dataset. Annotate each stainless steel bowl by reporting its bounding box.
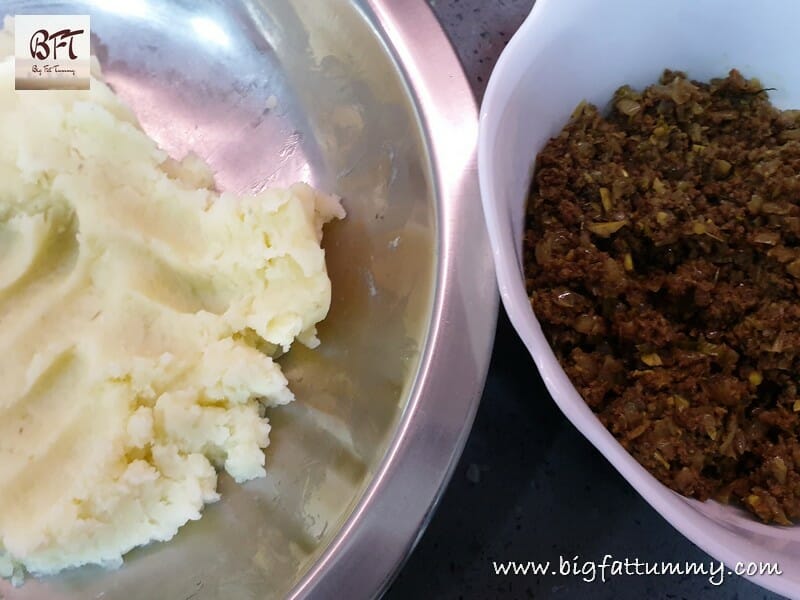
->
[0,1,497,598]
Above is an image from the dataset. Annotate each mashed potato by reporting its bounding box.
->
[0,37,343,578]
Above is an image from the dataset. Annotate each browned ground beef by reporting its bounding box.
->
[524,69,800,524]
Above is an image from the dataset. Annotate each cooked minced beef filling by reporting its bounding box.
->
[525,69,800,524]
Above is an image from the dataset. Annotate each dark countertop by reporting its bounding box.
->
[388,2,785,599]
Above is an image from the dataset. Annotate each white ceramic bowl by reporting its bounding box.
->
[479,0,800,597]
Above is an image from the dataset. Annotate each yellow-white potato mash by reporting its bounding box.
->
[0,32,344,579]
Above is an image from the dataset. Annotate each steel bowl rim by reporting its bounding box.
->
[287,1,497,598]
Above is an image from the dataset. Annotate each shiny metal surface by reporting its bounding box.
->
[0,1,496,599]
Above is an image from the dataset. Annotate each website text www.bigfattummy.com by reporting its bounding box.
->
[491,555,782,586]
